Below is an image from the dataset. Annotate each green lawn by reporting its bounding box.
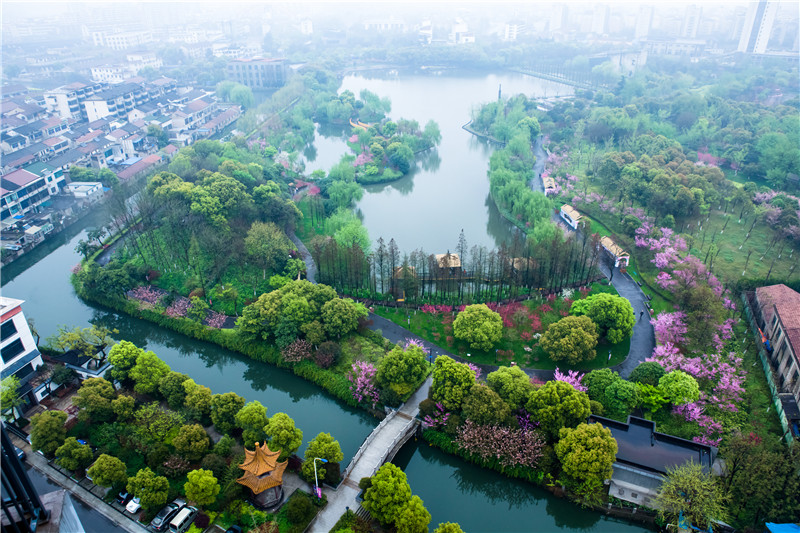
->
[373,285,631,371]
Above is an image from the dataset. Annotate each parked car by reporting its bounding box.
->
[150,500,184,531]
[13,446,26,461]
[116,491,133,505]
[126,497,142,514]
[225,527,243,533]
[168,506,198,533]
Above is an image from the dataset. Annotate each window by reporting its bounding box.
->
[1,320,18,341]
[631,492,639,499]
[618,488,624,495]
[1,338,25,362]
[14,363,33,380]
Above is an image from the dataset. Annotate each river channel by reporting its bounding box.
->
[2,71,649,532]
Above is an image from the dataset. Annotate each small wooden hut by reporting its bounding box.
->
[236,442,288,509]
[599,236,630,268]
[434,252,461,277]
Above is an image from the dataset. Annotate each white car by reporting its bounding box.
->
[126,497,142,514]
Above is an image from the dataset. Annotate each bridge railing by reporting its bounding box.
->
[370,417,419,477]
[343,410,397,481]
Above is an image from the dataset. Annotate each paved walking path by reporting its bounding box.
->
[289,230,316,283]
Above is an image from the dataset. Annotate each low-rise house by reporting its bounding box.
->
[1,297,47,413]
[65,181,104,204]
[434,252,461,277]
[588,415,717,509]
[754,284,800,412]
[560,204,582,230]
[1,169,51,221]
[23,162,66,196]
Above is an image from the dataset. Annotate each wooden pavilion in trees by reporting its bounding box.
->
[236,442,288,509]
[434,252,461,277]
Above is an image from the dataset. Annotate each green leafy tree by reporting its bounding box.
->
[172,424,210,461]
[130,351,171,395]
[486,366,533,410]
[158,372,190,409]
[301,432,344,482]
[430,356,476,411]
[434,523,465,533]
[87,454,127,487]
[655,462,728,530]
[264,412,302,460]
[453,304,502,351]
[321,298,367,339]
[134,402,186,443]
[377,345,428,397]
[570,293,635,344]
[73,377,116,422]
[540,315,598,364]
[187,296,209,322]
[603,379,638,419]
[112,395,136,421]
[210,392,245,434]
[184,469,220,507]
[30,410,67,457]
[461,384,511,426]
[629,361,666,387]
[107,340,144,383]
[235,400,269,447]
[127,468,169,510]
[582,368,620,402]
[658,371,700,406]
[245,221,293,279]
[1,376,24,423]
[363,463,412,525]
[395,495,431,533]
[555,423,618,485]
[183,379,212,421]
[55,437,94,471]
[635,383,668,416]
[526,381,591,440]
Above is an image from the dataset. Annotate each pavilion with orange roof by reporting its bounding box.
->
[236,442,288,508]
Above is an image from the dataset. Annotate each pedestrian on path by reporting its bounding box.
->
[639,309,644,320]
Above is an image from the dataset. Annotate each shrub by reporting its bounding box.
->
[286,495,313,524]
[213,435,235,458]
[358,477,372,491]
[194,512,210,529]
[418,398,437,418]
[201,454,228,480]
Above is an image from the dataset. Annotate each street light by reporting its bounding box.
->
[313,457,328,499]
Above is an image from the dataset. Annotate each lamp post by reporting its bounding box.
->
[313,457,328,499]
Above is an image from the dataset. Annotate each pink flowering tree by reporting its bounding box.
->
[347,361,380,408]
[126,286,165,308]
[554,368,587,392]
[422,402,450,430]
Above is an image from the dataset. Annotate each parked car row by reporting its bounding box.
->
[115,493,196,532]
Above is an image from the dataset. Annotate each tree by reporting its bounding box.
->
[210,392,245,434]
[363,463,412,525]
[87,454,127,487]
[525,381,591,440]
[321,298,367,339]
[264,412,303,460]
[430,356,476,411]
[581,368,619,404]
[134,402,186,444]
[461,384,510,426]
[453,304,502,351]
[107,340,144,383]
[658,371,700,406]
[569,293,635,344]
[172,424,210,461]
[540,315,598,364]
[629,361,665,387]
[148,124,169,148]
[245,221,293,279]
[112,395,136,421]
[635,383,668,416]
[73,377,116,422]
[655,462,728,530]
[395,495,431,533]
[184,469,220,507]
[230,84,255,109]
[555,423,618,485]
[130,351,171,395]
[377,345,428,397]
[486,366,534,410]
[603,379,638,419]
[30,410,67,457]
[1,376,24,423]
[434,523,465,533]
[301,432,344,482]
[127,468,169,510]
[235,400,269,447]
[159,372,190,410]
[55,437,94,472]
[183,380,212,421]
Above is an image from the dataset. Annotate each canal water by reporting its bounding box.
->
[2,71,649,531]
[304,70,573,255]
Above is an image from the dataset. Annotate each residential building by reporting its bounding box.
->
[43,81,104,120]
[82,82,148,122]
[588,416,717,508]
[738,0,778,54]
[23,161,66,196]
[93,30,153,50]
[226,58,287,89]
[681,5,703,39]
[0,297,46,411]
[754,284,800,406]
[1,169,51,221]
[65,182,103,204]
[363,18,407,32]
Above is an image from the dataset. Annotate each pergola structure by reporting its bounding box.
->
[236,442,288,509]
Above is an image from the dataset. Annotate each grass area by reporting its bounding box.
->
[373,284,631,371]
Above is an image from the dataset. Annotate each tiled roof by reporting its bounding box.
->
[2,169,40,189]
[43,136,67,147]
[116,153,161,180]
[756,284,800,364]
[186,99,210,112]
[76,130,105,143]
